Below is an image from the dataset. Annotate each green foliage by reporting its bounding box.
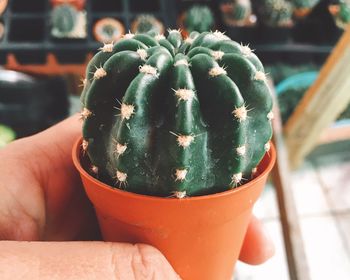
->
[81,31,273,197]
[265,63,319,84]
[0,124,16,148]
[278,87,305,124]
[339,1,350,23]
[278,85,350,124]
[184,5,215,33]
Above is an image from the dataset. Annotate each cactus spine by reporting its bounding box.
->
[81,31,273,197]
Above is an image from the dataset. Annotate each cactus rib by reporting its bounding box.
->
[81,31,273,197]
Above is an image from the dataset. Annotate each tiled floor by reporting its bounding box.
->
[235,140,350,280]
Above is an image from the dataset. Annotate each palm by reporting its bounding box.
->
[0,116,98,241]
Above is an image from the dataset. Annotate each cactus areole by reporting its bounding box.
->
[81,30,273,198]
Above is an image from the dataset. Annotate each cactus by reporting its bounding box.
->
[51,4,78,36]
[339,1,350,22]
[93,18,125,43]
[334,1,350,29]
[182,5,215,33]
[80,30,273,198]
[221,0,254,26]
[131,14,164,35]
[258,0,294,27]
[292,0,319,9]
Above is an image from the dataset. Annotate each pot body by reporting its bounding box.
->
[50,0,86,10]
[73,138,276,280]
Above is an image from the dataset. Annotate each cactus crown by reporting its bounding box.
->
[51,4,77,35]
[184,5,215,33]
[259,0,293,27]
[81,31,273,198]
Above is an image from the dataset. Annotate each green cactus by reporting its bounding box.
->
[131,14,164,35]
[338,1,350,24]
[292,0,319,9]
[221,0,253,26]
[259,0,294,27]
[80,30,273,198]
[183,5,215,33]
[51,4,78,36]
[232,0,252,21]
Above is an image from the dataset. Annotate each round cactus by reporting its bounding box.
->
[182,5,215,33]
[93,18,125,43]
[258,0,294,27]
[221,0,253,26]
[80,30,273,198]
[232,0,252,21]
[131,14,164,35]
[51,4,78,35]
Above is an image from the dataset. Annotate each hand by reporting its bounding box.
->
[0,114,274,279]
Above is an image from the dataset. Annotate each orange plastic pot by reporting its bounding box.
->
[293,7,312,19]
[73,138,276,280]
[50,0,86,11]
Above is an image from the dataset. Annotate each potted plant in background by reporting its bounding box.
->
[73,30,276,280]
[50,0,87,39]
[256,0,294,43]
[292,0,320,19]
[220,0,258,44]
[50,0,86,11]
[131,14,164,35]
[178,5,215,36]
[93,18,125,44]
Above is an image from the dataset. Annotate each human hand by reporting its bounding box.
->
[0,114,274,279]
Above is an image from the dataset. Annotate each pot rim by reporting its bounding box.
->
[72,137,276,202]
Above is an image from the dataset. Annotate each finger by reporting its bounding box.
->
[238,215,275,265]
[0,241,180,280]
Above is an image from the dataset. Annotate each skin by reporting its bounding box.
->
[0,114,274,279]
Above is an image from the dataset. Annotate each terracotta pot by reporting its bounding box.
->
[72,138,276,280]
[50,0,86,11]
[294,7,312,19]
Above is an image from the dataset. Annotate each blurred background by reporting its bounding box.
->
[0,0,349,279]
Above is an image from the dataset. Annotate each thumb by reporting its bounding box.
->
[239,215,275,265]
[0,241,180,280]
